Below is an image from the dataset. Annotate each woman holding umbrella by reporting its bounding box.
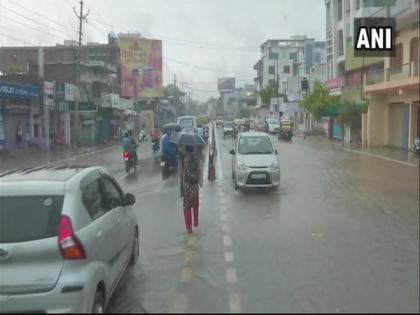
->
[180,144,204,234]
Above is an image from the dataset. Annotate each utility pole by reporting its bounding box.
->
[73,1,89,147]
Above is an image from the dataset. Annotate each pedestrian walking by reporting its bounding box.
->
[180,145,203,234]
[16,121,23,146]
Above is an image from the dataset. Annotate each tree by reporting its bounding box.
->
[258,82,288,105]
[240,107,251,118]
[336,99,368,128]
[163,84,187,116]
[258,82,275,105]
[300,79,340,119]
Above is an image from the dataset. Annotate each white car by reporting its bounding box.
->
[267,119,280,134]
[230,132,280,191]
[0,166,139,313]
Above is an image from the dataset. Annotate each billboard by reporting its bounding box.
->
[217,77,235,91]
[120,37,163,98]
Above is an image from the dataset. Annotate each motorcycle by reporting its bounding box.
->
[161,154,177,180]
[152,138,160,154]
[123,150,137,173]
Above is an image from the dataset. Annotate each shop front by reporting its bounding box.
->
[0,81,40,150]
[72,102,98,147]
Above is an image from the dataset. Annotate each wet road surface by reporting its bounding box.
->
[17,126,419,313]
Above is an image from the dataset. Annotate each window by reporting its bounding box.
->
[338,29,344,56]
[356,0,360,9]
[269,52,279,60]
[283,65,290,74]
[268,65,275,74]
[82,179,106,220]
[289,52,297,62]
[0,195,64,243]
[314,52,322,64]
[100,176,123,210]
[238,136,274,154]
[338,0,343,21]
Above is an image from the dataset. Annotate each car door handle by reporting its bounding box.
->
[97,231,103,239]
[117,218,121,224]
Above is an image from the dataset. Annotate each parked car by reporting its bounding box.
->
[0,166,139,313]
[230,132,280,191]
[223,121,234,138]
[267,119,280,134]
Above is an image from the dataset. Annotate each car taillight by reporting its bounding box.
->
[58,215,86,260]
[123,150,130,158]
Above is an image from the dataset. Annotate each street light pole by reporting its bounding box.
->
[73,1,89,147]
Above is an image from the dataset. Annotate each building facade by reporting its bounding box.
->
[363,6,419,149]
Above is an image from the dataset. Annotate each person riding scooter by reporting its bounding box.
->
[162,131,177,172]
[128,130,138,166]
[151,128,161,153]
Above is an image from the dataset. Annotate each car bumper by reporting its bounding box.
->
[235,168,280,188]
[0,263,103,313]
[0,286,88,313]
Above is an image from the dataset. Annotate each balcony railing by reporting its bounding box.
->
[365,61,419,87]
[365,69,385,85]
[412,61,419,77]
[386,63,411,81]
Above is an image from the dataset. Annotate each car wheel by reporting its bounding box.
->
[92,291,105,314]
[130,229,139,266]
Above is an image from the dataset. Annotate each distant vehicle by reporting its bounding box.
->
[230,132,280,191]
[223,121,234,138]
[216,116,224,126]
[267,119,280,134]
[278,120,294,141]
[0,166,139,313]
[177,115,197,133]
[196,114,209,126]
[138,129,147,142]
[249,121,256,131]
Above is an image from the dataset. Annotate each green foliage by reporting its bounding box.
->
[300,79,340,119]
[239,107,251,118]
[258,83,275,105]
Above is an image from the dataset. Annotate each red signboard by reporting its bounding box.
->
[325,76,345,90]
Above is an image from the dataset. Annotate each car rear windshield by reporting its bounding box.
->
[0,195,64,243]
[238,136,274,154]
[180,118,194,128]
[224,122,233,127]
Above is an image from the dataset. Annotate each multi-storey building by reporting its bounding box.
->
[324,0,418,144]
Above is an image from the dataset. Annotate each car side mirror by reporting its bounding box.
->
[229,149,236,155]
[124,193,136,206]
[275,149,278,155]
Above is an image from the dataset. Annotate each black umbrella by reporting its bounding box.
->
[173,131,206,148]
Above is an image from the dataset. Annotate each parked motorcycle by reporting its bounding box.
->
[123,150,137,173]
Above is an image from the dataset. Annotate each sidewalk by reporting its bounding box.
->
[343,144,419,167]
[297,134,419,167]
[0,140,119,172]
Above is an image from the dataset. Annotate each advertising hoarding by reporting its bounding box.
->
[119,37,163,98]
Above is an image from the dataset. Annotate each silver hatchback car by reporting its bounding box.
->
[0,166,139,313]
[230,132,281,190]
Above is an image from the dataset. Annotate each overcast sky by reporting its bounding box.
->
[0,0,325,101]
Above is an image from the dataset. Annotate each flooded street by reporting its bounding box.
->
[51,128,419,313]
